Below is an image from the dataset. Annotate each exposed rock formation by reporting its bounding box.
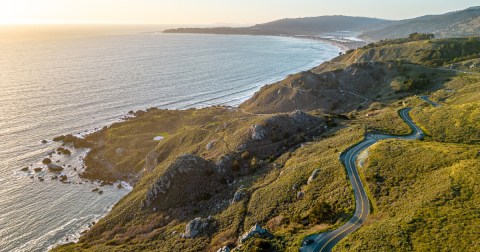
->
[183,216,216,238]
[206,140,216,150]
[297,191,305,200]
[251,125,267,141]
[142,154,219,209]
[231,186,247,204]
[238,223,271,244]
[115,148,125,155]
[47,164,64,172]
[217,246,231,252]
[307,169,321,184]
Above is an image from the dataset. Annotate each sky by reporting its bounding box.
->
[0,0,478,25]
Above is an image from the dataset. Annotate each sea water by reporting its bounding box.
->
[0,25,340,251]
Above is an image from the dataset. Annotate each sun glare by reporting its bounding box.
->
[0,1,73,25]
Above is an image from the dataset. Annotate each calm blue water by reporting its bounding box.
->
[0,26,340,251]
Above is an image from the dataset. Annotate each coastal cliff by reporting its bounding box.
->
[53,37,480,251]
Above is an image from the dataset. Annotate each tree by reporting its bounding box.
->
[408,33,435,41]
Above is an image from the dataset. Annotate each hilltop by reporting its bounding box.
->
[164,16,388,36]
[361,6,480,41]
[53,37,480,251]
[164,7,480,48]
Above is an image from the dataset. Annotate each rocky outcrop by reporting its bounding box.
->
[297,191,305,200]
[115,148,125,155]
[182,216,216,238]
[307,169,321,184]
[251,125,267,141]
[57,147,71,155]
[238,223,271,244]
[217,246,231,252]
[143,149,160,173]
[47,164,64,172]
[142,154,219,209]
[231,186,247,204]
[206,140,216,150]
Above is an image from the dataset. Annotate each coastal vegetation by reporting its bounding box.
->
[54,37,480,251]
[335,52,480,252]
[336,140,480,251]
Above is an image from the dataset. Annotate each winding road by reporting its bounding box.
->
[300,106,428,252]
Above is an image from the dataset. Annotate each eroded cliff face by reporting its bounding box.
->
[142,154,218,209]
[141,110,326,212]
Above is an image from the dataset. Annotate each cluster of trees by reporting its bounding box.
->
[408,32,435,41]
[423,38,480,66]
[402,76,431,91]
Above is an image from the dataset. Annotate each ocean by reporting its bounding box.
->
[0,25,340,251]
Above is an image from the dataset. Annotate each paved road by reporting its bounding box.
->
[300,108,424,252]
[418,95,441,107]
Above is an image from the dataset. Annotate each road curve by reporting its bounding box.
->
[300,108,425,252]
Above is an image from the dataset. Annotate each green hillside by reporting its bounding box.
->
[53,37,480,252]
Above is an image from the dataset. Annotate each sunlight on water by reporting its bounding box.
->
[0,26,339,252]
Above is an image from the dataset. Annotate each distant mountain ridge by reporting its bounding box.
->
[164,16,389,36]
[361,6,480,41]
[250,16,389,34]
[164,7,480,42]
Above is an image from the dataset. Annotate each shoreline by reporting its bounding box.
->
[161,30,365,52]
[34,33,341,250]
[45,33,342,182]
[290,35,366,51]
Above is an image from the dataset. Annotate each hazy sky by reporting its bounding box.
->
[0,0,478,25]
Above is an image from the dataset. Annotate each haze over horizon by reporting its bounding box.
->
[0,0,478,25]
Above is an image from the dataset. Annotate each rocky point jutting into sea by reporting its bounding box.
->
[0,27,341,252]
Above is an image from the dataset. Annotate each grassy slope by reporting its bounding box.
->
[335,72,480,251]
[412,74,480,144]
[243,126,364,250]
[314,37,480,73]
[78,107,268,182]
[336,140,480,251]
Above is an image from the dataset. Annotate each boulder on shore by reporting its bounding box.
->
[42,158,52,165]
[47,164,64,172]
[57,147,71,155]
[33,167,43,172]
